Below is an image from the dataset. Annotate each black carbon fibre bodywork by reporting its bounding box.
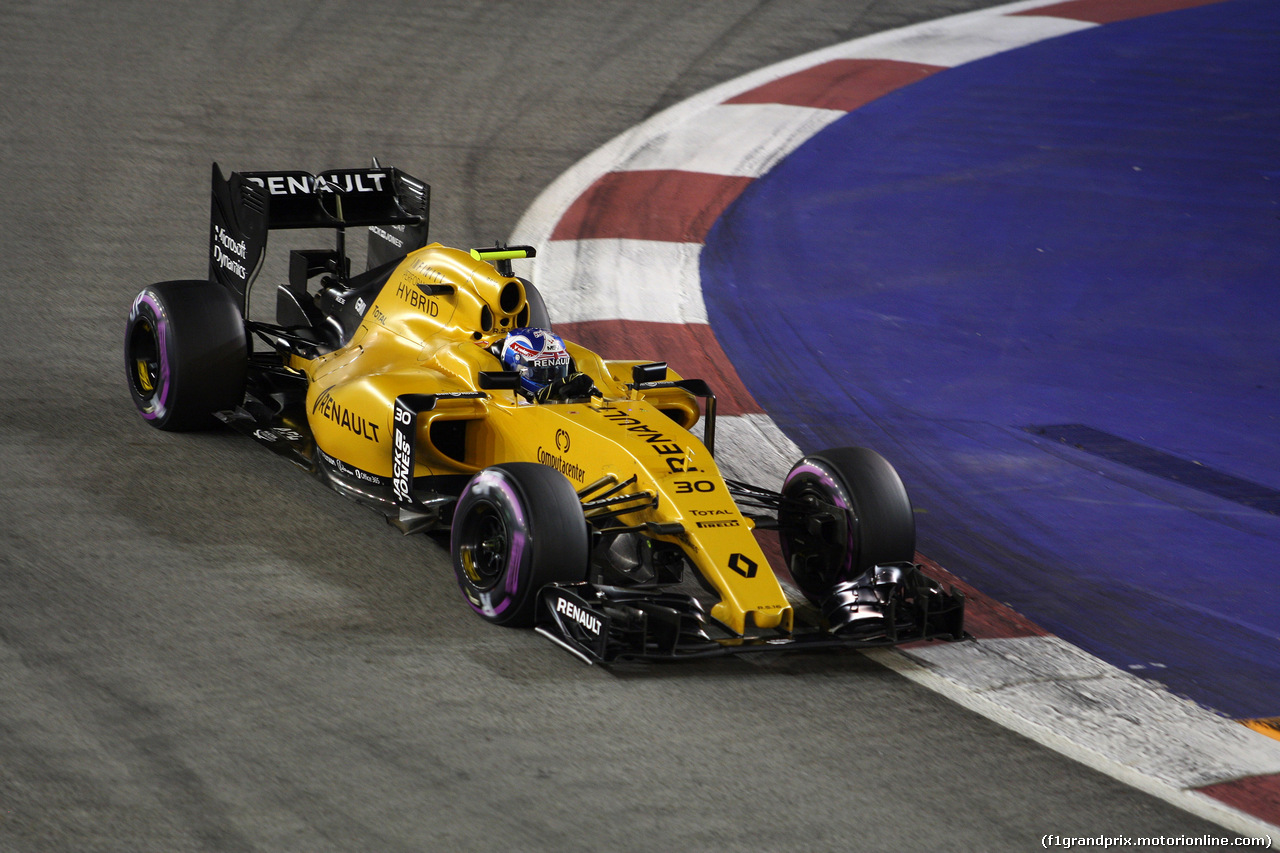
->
[535,563,966,664]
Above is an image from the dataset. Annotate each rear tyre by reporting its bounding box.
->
[778,447,916,605]
[125,280,248,431]
[451,463,589,627]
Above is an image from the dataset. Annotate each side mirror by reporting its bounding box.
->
[630,362,668,386]
[478,371,521,390]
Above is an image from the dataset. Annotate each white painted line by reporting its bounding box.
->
[538,239,706,325]
[711,414,803,487]
[905,637,1280,788]
[830,13,1093,66]
[615,104,846,177]
[868,646,1280,837]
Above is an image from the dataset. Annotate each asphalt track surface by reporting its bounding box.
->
[0,2,1242,850]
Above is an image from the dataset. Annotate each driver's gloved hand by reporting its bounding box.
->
[535,372,596,403]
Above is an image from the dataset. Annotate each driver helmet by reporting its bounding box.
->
[500,328,571,397]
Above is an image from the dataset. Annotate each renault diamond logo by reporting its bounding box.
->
[728,553,757,578]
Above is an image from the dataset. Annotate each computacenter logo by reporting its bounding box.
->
[536,446,584,483]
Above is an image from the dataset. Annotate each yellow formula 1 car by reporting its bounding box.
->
[124,163,964,662]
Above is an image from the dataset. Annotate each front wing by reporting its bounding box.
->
[535,562,967,664]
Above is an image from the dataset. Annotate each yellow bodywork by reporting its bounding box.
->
[288,244,793,636]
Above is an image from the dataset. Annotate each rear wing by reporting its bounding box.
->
[209,162,430,314]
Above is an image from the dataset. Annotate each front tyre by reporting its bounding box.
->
[779,447,916,605]
[451,463,589,627]
[124,280,247,431]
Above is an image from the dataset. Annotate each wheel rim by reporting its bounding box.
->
[780,468,856,600]
[127,317,162,406]
[458,501,508,591]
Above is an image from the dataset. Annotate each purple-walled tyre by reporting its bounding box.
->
[124,280,247,431]
[451,463,589,627]
[779,447,916,606]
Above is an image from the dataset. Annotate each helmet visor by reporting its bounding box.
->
[526,354,570,385]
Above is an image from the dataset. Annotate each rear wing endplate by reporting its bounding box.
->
[209,162,430,314]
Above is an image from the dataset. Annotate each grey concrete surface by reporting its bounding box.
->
[0,1,1237,850]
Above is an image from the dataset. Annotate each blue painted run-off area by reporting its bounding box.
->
[702,0,1280,719]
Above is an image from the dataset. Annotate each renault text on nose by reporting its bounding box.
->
[599,409,689,472]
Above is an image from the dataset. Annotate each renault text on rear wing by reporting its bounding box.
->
[208,162,430,313]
